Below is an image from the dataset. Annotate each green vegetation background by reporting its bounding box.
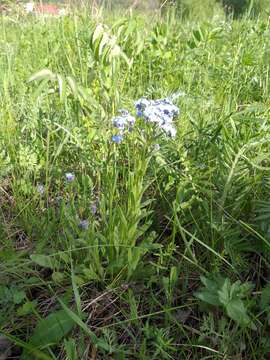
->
[1,0,270,359]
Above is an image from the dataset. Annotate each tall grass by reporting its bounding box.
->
[1,3,270,359]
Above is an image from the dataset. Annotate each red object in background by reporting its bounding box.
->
[34,4,60,15]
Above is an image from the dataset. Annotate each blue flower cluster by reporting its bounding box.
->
[112,109,135,130]
[135,97,179,137]
[111,97,179,143]
[111,110,135,143]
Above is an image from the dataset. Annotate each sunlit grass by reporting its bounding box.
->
[1,3,270,359]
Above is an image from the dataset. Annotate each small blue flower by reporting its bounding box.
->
[154,144,160,151]
[79,219,89,230]
[112,112,135,131]
[135,98,150,110]
[112,134,123,144]
[65,172,75,182]
[37,184,45,194]
[90,202,97,215]
[112,116,127,130]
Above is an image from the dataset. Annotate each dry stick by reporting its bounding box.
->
[159,0,170,10]
[82,289,115,311]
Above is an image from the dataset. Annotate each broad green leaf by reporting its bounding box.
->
[82,267,100,281]
[218,278,231,306]
[28,310,75,348]
[194,290,221,306]
[13,290,26,305]
[30,254,56,269]
[201,276,225,293]
[1,331,52,360]
[17,301,37,316]
[225,299,253,328]
[52,272,65,283]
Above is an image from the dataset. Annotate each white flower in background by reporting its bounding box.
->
[25,2,35,13]
[59,8,67,17]
[37,184,45,195]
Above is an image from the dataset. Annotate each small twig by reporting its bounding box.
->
[82,289,115,311]
[159,0,170,10]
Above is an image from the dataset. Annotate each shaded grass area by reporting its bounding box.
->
[1,5,270,359]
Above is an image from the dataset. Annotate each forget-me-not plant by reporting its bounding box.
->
[65,172,75,182]
[111,96,179,143]
[111,110,135,143]
[112,134,123,144]
[135,97,179,137]
[112,110,135,131]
